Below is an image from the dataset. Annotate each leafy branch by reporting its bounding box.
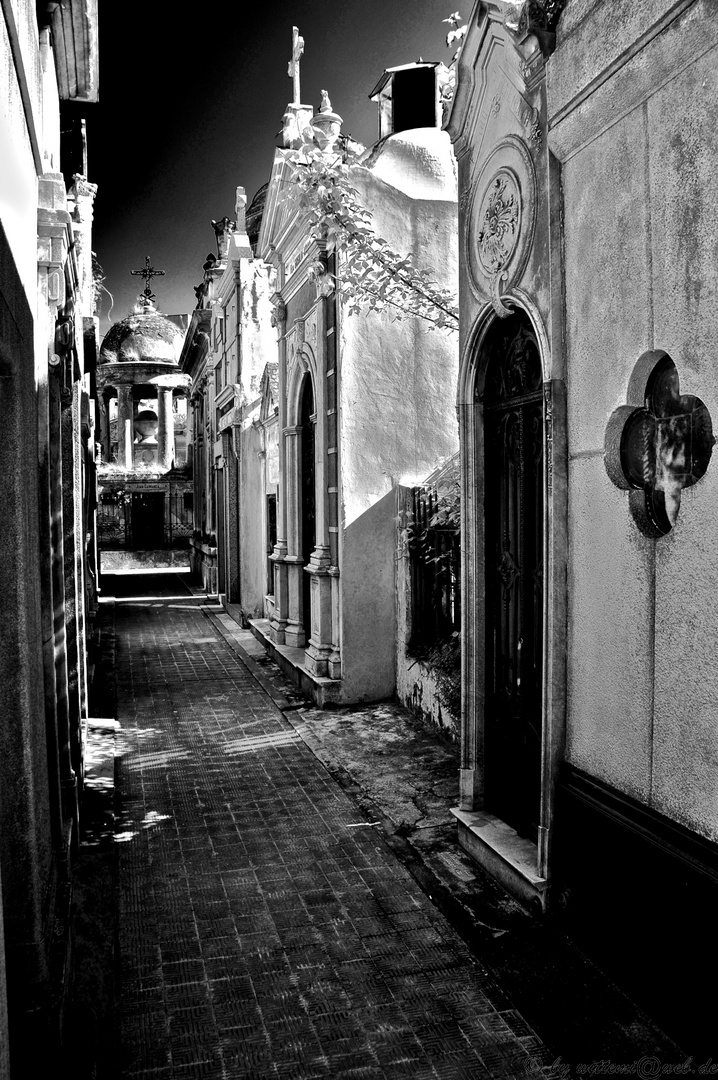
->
[440,11,468,110]
[282,140,459,332]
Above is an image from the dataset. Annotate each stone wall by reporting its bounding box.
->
[339,131,459,703]
[549,0,718,841]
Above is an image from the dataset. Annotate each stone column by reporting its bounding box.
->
[50,367,78,839]
[97,390,111,464]
[269,292,289,643]
[283,425,305,648]
[304,298,333,676]
[222,430,240,604]
[328,567,342,679]
[458,399,483,812]
[61,391,84,790]
[157,387,175,471]
[117,384,134,470]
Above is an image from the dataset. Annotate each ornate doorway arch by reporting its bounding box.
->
[454,297,566,910]
[482,311,544,840]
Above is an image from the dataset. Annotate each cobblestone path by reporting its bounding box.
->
[113,576,551,1079]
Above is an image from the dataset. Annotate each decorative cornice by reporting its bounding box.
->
[270,292,287,328]
[445,0,557,152]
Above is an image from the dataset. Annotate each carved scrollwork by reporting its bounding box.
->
[490,269,512,318]
[270,292,286,329]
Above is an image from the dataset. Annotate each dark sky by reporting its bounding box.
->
[87,1,453,335]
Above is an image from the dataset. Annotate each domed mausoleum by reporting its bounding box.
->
[96,295,192,564]
[97,302,190,471]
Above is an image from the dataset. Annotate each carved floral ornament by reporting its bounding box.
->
[465,137,536,316]
[604,350,714,537]
[477,171,520,276]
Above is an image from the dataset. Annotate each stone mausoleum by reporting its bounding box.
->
[96,284,192,569]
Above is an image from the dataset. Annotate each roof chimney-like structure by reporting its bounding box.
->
[369,62,448,142]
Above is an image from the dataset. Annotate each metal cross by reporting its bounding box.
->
[130,255,165,302]
[287,26,304,104]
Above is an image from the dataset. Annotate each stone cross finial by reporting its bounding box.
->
[288,26,304,104]
[130,255,165,304]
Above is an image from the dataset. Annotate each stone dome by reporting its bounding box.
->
[99,308,184,366]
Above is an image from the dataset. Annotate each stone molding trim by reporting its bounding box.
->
[465,136,537,314]
[556,762,718,889]
[457,292,551,406]
[444,1,552,162]
[604,349,714,538]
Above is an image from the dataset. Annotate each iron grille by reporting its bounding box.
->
[409,485,460,647]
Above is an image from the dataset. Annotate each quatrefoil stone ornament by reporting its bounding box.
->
[604,350,714,537]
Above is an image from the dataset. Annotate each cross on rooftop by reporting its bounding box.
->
[288,26,304,104]
[130,255,165,303]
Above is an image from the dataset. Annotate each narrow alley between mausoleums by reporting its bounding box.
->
[96,570,550,1079]
[69,569,682,1080]
[5,4,718,1078]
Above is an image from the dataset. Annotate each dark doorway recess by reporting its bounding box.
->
[481,310,544,841]
[131,492,164,549]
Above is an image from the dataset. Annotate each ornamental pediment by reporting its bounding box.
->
[446,3,549,163]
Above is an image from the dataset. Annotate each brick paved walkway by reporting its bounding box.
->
[112,574,553,1079]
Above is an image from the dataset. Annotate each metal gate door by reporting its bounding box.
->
[482,313,544,840]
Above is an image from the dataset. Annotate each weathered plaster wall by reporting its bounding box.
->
[239,261,274,406]
[0,5,65,1067]
[0,2,41,301]
[222,258,276,620]
[341,135,459,528]
[337,130,459,702]
[550,0,718,838]
[341,488,397,702]
[238,422,267,619]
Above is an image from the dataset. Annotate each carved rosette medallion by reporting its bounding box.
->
[465,137,537,316]
[477,171,520,277]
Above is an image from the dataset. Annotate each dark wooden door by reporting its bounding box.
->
[482,313,544,839]
[300,377,316,635]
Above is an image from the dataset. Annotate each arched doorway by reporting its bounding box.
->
[481,310,544,840]
[299,375,316,638]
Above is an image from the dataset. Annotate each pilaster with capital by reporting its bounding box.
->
[304,297,334,675]
[157,387,175,470]
[67,174,98,318]
[269,290,290,643]
[117,385,134,470]
[282,423,306,648]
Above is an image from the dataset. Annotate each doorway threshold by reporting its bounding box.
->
[451,807,548,914]
[247,618,342,708]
